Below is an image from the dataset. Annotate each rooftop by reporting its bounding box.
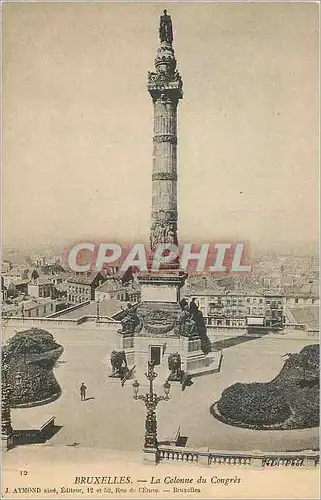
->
[67,272,103,285]
[29,277,54,286]
[96,279,122,293]
[2,298,56,313]
[283,284,319,298]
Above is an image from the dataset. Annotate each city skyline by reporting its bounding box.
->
[3,2,319,256]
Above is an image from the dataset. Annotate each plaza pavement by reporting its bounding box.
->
[4,324,319,454]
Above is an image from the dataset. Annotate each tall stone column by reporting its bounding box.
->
[137,10,186,304]
[148,10,183,257]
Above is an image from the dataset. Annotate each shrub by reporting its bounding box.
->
[6,328,59,358]
[218,382,291,426]
[4,328,63,408]
[291,386,320,428]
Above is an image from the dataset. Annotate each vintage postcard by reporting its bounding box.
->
[1,1,320,499]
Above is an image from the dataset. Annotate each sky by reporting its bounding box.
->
[3,2,319,256]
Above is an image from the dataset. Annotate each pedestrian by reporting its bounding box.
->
[80,382,87,401]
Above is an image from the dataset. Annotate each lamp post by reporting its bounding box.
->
[133,361,171,452]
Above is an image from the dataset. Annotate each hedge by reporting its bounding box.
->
[217,382,291,426]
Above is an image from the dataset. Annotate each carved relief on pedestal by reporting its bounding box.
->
[142,308,177,335]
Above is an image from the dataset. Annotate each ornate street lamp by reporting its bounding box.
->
[133,361,171,450]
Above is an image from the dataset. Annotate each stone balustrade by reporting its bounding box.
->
[157,446,319,468]
[46,301,91,318]
[2,315,120,328]
[209,454,252,467]
[158,448,199,463]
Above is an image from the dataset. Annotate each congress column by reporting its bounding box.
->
[147,10,183,257]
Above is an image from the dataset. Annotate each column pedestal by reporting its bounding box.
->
[138,271,187,304]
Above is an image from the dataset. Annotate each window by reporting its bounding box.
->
[209,304,216,315]
[247,298,251,303]
[259,299,263,304]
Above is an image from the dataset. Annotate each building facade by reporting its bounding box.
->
[28,277,55,299]
[185,289,285,328]
[67,272,105,304]
[2,298,56,318]
[95,279,140,303]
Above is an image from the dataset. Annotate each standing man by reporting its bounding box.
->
[80,382,87,402]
